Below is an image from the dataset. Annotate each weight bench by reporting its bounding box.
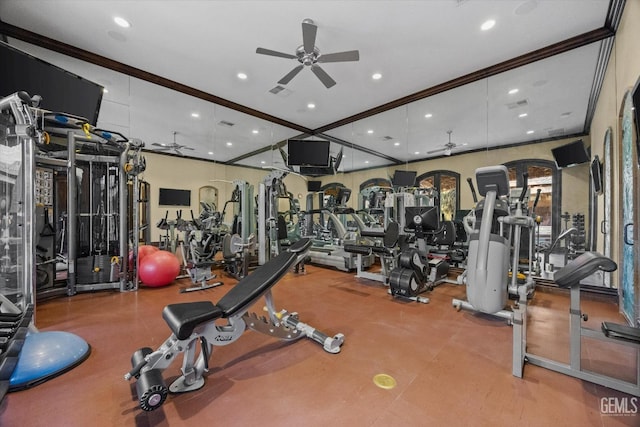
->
[125,237,345,411]
[513,251,640,397]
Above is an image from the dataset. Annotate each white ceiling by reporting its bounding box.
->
[0,0,615,173]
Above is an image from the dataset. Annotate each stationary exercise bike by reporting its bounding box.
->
[124,238,344,411]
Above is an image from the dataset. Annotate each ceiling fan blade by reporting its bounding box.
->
[302,21,317,53]
[256,47,297,59]
[311,65,336,88]
[427,147,446,154]
[318,50,360,63]
[151,142,165,147]
[181,146,195,150]
[278,65,304,85]
[174,149,184,156]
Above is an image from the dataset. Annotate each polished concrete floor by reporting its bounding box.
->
[1,264,638,426]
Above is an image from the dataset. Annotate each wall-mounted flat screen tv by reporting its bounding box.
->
[591,155,603,195]
[287,139,330,167]
[551,139,590,168]
[0,42,103,125]
[392,170,417,187]
[307,180,322,192]
[159,188,191,206]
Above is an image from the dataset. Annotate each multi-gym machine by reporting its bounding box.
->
[38,112,145,294]
[452,165,535,321]
[220,180,256,279]
[257,169,294,265]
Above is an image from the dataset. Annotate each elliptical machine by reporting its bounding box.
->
[452,165,535,321]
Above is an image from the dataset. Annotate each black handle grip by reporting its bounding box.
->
[518,172,529,203]
[467,177,478,203]
[532,188,541,211]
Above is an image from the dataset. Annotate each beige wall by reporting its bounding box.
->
[142,135,590,242]
[589,0,640,283]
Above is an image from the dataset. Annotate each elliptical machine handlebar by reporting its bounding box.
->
[518,172,529,204]
[467,177,478,203]
[532,188,541,212]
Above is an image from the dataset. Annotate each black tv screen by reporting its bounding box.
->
[0,42,103,125]
[551,140,590,168]
[287,139,330,166]
[159,188,191,206]
[307,180,322,192]
[392,170,417,187]
[591,155,603,195]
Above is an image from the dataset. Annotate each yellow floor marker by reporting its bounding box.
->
[373,373,397,390]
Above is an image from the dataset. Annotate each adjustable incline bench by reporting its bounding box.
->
[513,252,640,397]
[125,238,345,411]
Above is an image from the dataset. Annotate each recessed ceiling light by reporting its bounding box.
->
[226,142,233,146]
[102,88,109,94]
[367,130,374,134]
[208,151,214,155]
[424,113,433,118]
[237,72,247,80]
[114,17,131,28]
[191,112,200,118]
[364,160,370,164]
[481,19,496,31]
[394,142,400,146]
[160,143,166,146]
[526,130,535,134]
[414,151,420,155]
[307,103,316,109]
[252,130,259,134]
[372,73,382,80]
[508,88,519,95]
[519,113,528,118]
[260,161,266,164]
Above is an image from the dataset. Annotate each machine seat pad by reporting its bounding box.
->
[217,238,310,318]
[360,228,386,238]
[343,244,372,256]
[162,301,223,340]
[554,252,617,288]
[602,322,640,344]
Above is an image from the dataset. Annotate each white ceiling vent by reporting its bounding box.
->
[506,99,529,109]
[547,128,565,137]
[218,120,235,127]
[268,85,293,97]
[382,136,394,141]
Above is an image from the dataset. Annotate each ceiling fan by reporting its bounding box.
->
[256,18,360,88]
[427,130,458,156]
[151,131,194,156]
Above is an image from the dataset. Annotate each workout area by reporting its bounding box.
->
[2,1,640,425]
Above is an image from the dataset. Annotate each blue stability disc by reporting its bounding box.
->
[9,331,90,391]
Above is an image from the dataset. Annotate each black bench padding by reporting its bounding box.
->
[216,238,310,318]
[163,301,223,340]
[0,304,33,405]
[602,322,640,344]
[554,252,617,288]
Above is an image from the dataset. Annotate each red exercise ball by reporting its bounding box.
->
[138,250,180,287]
[128,245,160,270]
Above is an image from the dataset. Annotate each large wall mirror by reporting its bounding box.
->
[2,35,604,246]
